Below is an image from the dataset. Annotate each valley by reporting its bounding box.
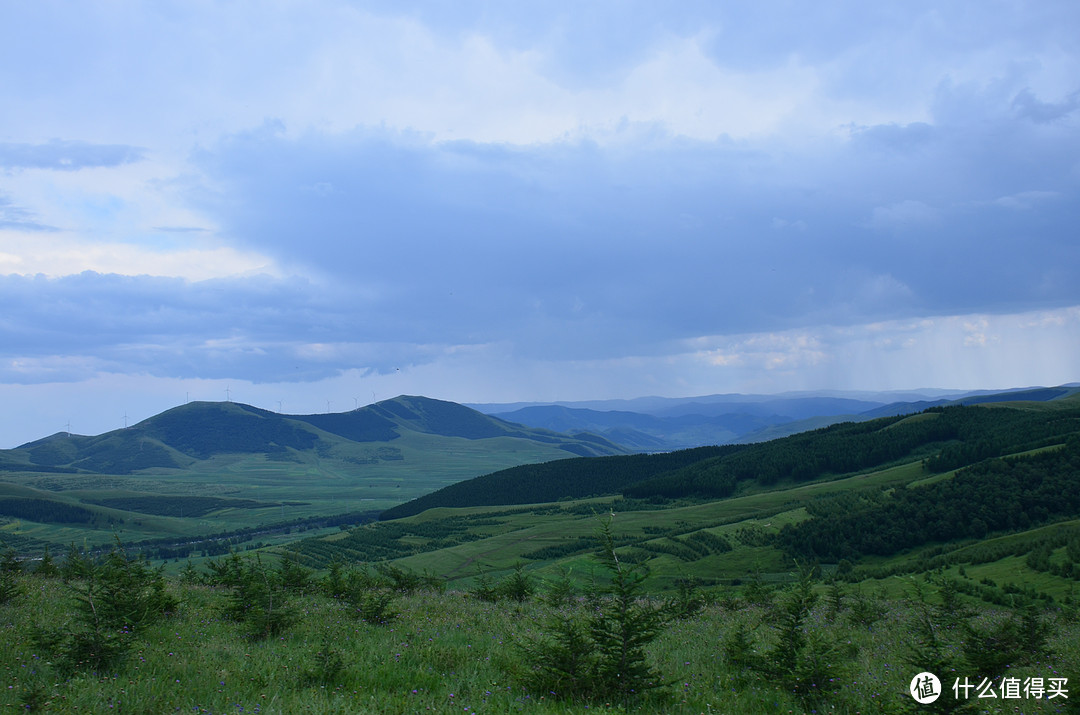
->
[0,386,1079,712]
[0,395,628,552]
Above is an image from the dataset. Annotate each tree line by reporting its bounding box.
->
[381,403,1080,514]
[776,437,1080,562]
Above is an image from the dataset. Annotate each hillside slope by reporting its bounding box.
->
[291,394,1080,599]
[5,396,628,475]
[0,396,629,551]
[383,395,1080,518]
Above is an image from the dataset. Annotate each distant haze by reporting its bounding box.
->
[1,2,1078,447]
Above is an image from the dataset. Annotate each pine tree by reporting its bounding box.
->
[517,516,669,704]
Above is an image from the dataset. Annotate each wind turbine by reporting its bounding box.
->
[225,386,232,402]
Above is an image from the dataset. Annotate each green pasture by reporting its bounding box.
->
[0,561,1076,714]
[363,458,934,588]
[0,430,586,551]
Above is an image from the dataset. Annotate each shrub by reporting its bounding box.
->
[962,604,1049,677]
[34,547,59,579]
[517,516,669,704]
[217,554,296,639]
[0,569,19,605]
[377,563,444,594]
[40,541,177,673]
[471,567,500,603]
[277,552,314,594]
[543,567,576,608]
[351,588,397,625]
[518,613,597,699]
[498,563,534,603]
[299,639,348,687]
[665,576,706,620]
[751,563,847,700]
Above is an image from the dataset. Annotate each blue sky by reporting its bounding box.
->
[1,1,1078,446]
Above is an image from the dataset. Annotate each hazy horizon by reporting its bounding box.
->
[2,2,1078,447]
[9,382,1078,449]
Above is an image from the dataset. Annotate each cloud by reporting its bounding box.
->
[1012,88,1080,123]
[0,193,57,232]
[0,0,1078,446]
[0,272,347,381]
[0,233,276,280]
[0,271,494,384]
[685,306,1080,394]
[153,225,210,233]
[702,333,827,371]
[188,99,1080,359]
[991,190,1060,211]
[0,140,144,171]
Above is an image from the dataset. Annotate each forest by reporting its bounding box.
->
[777,437,1080,560]
[385,402,1080,513]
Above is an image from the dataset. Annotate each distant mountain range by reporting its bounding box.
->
[384,387,1080,520]
[4,387,1075,477]
[471,384,1080,451]
[0,395,629,476]
[0,386,1076,554]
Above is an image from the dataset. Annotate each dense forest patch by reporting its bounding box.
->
[777,437,1080,561]
[0,497,99,524]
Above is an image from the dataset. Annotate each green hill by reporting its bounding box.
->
[4,391,1080,715]
[379,445,742,519]
[383,396,1080,516]
[288,394,1080,594]
[0,396,629,551]
[7,396,628,476]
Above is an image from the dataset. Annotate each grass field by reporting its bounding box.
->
[0,550,1076,714]
[291,458,944,591]
[0,429,591,551]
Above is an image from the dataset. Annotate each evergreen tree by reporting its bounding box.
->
[517,516,669,704]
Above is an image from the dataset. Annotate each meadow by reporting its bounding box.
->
[0,526,1077,715]
[1,398,1079,712]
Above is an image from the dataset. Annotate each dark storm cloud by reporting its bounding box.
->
[187,78,1080,364]
[0,272,414,384]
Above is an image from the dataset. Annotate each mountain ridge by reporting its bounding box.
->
[477,384,1080,450]
[381,390,1080,521]
[3,395,629,475]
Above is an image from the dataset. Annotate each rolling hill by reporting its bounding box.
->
[4,396,628,475]
[383,390,1080,518]
[0,396,629,551]
[280,390,1080,595]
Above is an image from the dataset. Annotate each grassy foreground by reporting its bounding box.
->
[0,565,1077,714]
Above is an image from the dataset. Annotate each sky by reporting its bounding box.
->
[1,1,1079,447]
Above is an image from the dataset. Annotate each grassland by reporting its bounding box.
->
[0,538,1077,714]
[0,410,614,552]
[2,395,1079,711]
[278,458,943,591]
